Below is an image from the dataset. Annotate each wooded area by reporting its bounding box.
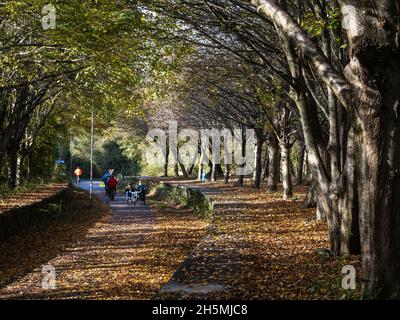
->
[1,0,399,299]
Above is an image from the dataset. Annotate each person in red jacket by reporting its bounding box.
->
[106,175,118,200]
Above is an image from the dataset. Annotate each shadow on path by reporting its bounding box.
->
[0,180,155,299]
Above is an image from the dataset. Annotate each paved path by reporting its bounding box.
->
[0,180,155,299]
[156,181,242,299]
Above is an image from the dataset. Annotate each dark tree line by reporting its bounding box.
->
[145,0,400,298]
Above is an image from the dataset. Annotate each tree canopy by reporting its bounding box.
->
[1,0,400,299]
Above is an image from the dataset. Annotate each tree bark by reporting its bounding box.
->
[26,153,32,181]
[339,127,361,256]
[252,0,400,297]
[289,156,295,179]
[198,163,204,181]
[179,162,189,178]
[211,163,217,182]
[296,143,305,185]
[280,140,293,199]
[237,126,246,187]
[267,134,279,192]
[262,144,269,180]
[7,147,19,189]
[302,180,316,209]
[224,164,230,184]
[163,145,169,177]
[174,164,179,177]
[253,132,264,189]
[16,153,22,186]
[342,0,400,297]
[187,163,195,176]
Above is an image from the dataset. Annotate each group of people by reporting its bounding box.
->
[101,169,119,200]
[101,169,146,204]
[125,181,147,205]
[73,167,147,204]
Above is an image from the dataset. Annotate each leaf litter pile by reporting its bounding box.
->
[157,180,361,300]
[0,188,208,299]
[0,181,361,300]
[0,183,68,213]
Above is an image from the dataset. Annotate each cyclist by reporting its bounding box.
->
[125,182,135,204]
[125,182,132,197]
[106,174,118,200]
[134,180,147,205]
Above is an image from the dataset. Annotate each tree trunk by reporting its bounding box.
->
[262,144,269,180]
[211,163,217,182]
[16,153,22,186]
[277,152,281,183]
[296,143,305,185]
[187,163,195,176]
[237,126,246,187]
[253,133,263,189]
[224,164,230,184]
[179,162,189,178]
[267,134,279,192]
[174,164,179,177]
[198,163,204,181]
[198,140,205,181]
[339,127,361,256]
[289,156,295,179]
[0,152,4,182]
[254,0,400,296]
[280,140,293,199]
[342,0,400,297]
[215,164,224,176]
[302,180,316,209]
[7,147,19,189]
[163,146,169,177]
[26,153,32,181]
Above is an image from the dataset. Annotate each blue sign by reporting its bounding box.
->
[55,159,65,164]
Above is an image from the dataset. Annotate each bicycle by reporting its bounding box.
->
[126,191,140,206]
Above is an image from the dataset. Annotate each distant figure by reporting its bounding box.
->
[125,182,135,205]
[106,175,118,201]
[134,180,147,205]
[74,166,83,184]
[125,183,133,196]
[101,168,114,193]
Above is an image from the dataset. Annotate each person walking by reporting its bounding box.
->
[101,168,114,194]
[106,174,118,201]
[74,166,83,184]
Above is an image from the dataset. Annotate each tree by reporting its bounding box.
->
[251,0,400,298]
[0,0,186,187]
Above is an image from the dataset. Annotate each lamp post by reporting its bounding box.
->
[89,110,94,208]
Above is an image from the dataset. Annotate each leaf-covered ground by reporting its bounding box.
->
[0,180,362,300]
[0,188,208,299]
[156,180,362,300]
[0,188,111,292]
[0,183,68,213]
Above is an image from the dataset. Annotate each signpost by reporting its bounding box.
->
[89,110,94,208]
